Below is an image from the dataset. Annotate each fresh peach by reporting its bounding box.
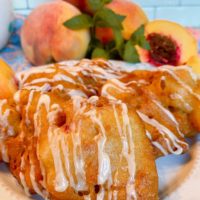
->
[21,1,91,65]
[187,55,200,74]
[95,0,148,44]
[138,20,198,66]
[0,59,17,99]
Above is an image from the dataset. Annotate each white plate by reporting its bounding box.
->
[1,61,200,200]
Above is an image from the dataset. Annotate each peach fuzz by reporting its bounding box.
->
[95,0,148,44]
[0,59,17,99]
[139,20,198,66]
[21,1,90,65]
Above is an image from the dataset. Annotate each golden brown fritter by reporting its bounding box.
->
[1,59,200,200]
[1,92,158,200]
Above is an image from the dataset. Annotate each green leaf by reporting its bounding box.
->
[130,25,150,50]
[130,25,145,42]
[88,0,103,11]
[140,39,151,50]
[113,29,124,53]
[88,0,112,11]
[92,48,109,59]
[63,14,93,30]
[94,8,125,30]
[102,0,112,4]
[86,37,103,58]
[116,14,126,23]
[123,41,140,63]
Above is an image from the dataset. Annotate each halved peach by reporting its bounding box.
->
[139,20,198,66]
[0,59,17,99]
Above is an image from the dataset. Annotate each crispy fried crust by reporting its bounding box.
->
[2,93,158,200]
[1,59,200,199]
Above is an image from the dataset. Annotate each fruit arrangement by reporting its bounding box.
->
[20,0,200,71]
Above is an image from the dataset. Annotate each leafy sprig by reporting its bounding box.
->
[64,0,150,63]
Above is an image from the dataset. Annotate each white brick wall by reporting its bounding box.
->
[13,0,200,27]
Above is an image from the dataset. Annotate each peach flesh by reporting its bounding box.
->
[147,33,181,66]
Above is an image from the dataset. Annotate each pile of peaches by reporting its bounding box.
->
[20,0,200,71]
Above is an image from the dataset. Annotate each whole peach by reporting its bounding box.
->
[95,0,148,44]
[21,1,91,65]
[0,59,17,99]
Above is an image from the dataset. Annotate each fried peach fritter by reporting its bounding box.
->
[1,59,200,200]
[1,92,158,200]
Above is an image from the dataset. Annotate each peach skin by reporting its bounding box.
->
[21,1,91,65]
[95,0,148,44]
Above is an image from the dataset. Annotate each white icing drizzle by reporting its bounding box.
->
[17,66,55,86]
[54,74,76,84]
[53,84,64,91]
[33,94,51,189]
[170,93,193,111]
[85,109,112,186]
[160,68,200,101]
[84,195,91,200]
[137,111,188,155]
[14,90,21,104]
[101,83,123,100]
[0,100,15,162]
[112,103,137,200]
[29,157,43,196]
[121,104,137,200]
[0,139,9,162]
[69,96,88,191]
[101,79,133,100]
[113,190,118,200]
[48,127,69,192]
[19,156,30,196]
[0,100,14,136]
[97,188,105,200]
[25,90,35,125]
[88,96,99,104]
[24,83,52,92]
[24,74,77,87]
[67,89,87,98]
[18,60,122,92]
[152,99,184,137]
[146,131,168,156]
[60,134,76,189]
[166,65,198,81]
[71,120,87,191]
[40,100,70,193]
[161,75,166,82]
[25,78,53,85]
